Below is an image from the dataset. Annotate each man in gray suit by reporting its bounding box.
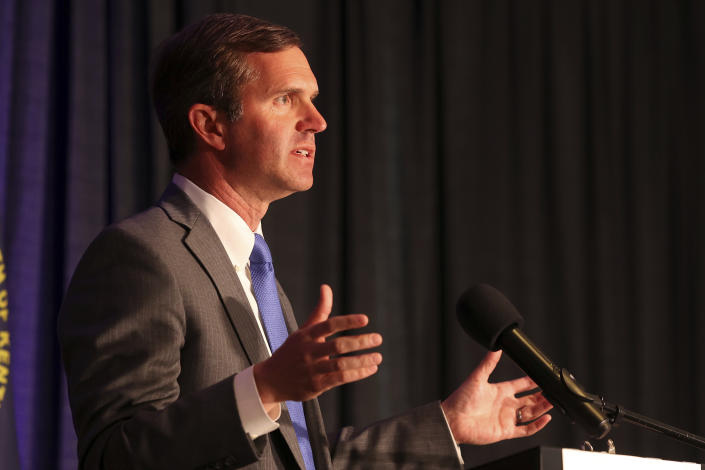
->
[59,13,552,469]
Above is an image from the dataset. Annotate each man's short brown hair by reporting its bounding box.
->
[151,13,302,165]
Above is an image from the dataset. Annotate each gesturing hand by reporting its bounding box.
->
[441,351,553,445]
[254,284,383,409]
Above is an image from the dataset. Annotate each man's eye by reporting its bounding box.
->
[275,95,291,105]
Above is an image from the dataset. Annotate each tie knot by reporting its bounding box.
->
[250,233,273,265]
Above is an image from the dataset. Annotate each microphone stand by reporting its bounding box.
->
[560,368,705,451]
[593,395,705,451]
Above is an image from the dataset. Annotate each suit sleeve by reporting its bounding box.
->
[276,284,462,469]
[58,226,263,470]
[328,401,462,469]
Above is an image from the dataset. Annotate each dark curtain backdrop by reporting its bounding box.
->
[1,0,704,468]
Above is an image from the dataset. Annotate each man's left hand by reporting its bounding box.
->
[441,350,553,445]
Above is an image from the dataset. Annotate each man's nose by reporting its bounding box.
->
[297,102,327,133]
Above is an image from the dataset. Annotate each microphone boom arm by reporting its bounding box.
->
[594,397,705,451]
[559,361,705,450]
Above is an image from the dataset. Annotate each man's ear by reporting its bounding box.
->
[188,103,226,151]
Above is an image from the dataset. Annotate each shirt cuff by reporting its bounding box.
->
[439,404,464,466]
[233,365,281,439]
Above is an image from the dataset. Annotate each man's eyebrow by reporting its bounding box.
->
[274,87,320,99]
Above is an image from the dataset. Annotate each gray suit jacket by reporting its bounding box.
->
[59,183,461,469]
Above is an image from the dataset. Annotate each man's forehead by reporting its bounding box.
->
[245,47,319,93]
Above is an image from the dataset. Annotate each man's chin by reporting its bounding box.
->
[271,179,314,202]
[299,179,314,192]
[290,175,314,193]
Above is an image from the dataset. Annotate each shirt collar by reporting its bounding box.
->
[172,173,262,267]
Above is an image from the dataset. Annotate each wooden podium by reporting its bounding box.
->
[471,447,702,470]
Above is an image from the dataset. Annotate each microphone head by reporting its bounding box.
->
[456,284,525,350]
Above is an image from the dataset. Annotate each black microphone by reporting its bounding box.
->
[456,283,611,439]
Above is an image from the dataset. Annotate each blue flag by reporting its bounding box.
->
[0,247,21,469]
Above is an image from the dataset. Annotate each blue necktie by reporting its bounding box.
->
[249,233,315,470]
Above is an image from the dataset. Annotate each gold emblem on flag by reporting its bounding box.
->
[0,249,11,407]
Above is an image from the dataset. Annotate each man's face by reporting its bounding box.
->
[222,46,327,204]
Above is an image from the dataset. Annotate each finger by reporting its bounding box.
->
[307,314,369,339]
[515,397,553,424]
[314,352,383,374]
[469,350,502,382]
[516,413,552,437]
[516,388,551,407]
[317,365,380,392]
[507,376,541,396]
[303,284,334,328]
[314,333,383,357]
[522,395,554,418]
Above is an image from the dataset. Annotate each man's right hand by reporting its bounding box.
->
[253,284,383,415]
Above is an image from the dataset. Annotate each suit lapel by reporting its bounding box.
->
[280,288,334,469]
[277,282,300,336]
[187,217,274,366]
[279,287,333,469]
[158,183,309,469]
[275,284,311,469]
[158,184,271,365]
